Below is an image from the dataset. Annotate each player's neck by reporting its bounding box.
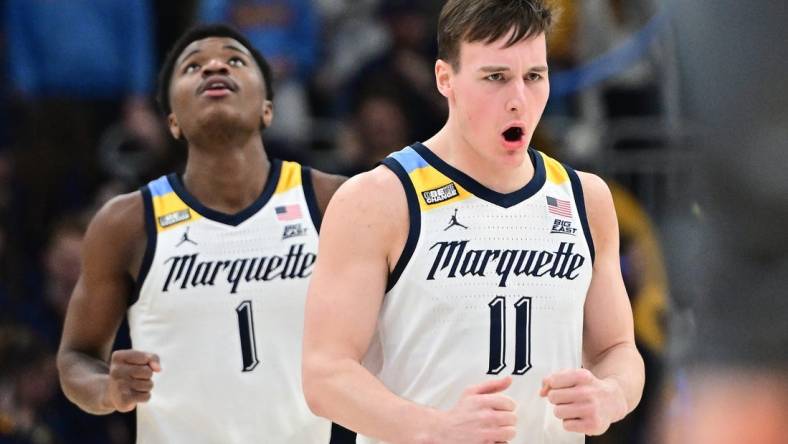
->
[424,125,535,194]
[182,139,270,214]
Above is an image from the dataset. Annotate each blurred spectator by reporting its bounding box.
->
[0,326,59,444]
[343,0,446,144]
[38,214,90,347]
[312,0,388,115]
[3,0,163,295]
[18,204,131,352]
[0,210,88,350]
[199,0,320,151]
[0,325,131,444]
[332,92,411,175]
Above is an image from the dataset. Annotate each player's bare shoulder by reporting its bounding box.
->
[575,171,618,249]
[330,165,408,224]
[85,191,147,278]
[320,165,410,261]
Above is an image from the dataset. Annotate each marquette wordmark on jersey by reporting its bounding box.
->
[427,240,586,287]
[161,243,316,294]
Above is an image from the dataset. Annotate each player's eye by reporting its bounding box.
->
[526,72,544,81]
[183,63,200,74]
[229,57,246,67]
[485,73,505,82]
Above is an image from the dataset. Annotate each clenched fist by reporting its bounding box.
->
[103,349,161,412]
[428,376,518,444]
[540,368,627,436]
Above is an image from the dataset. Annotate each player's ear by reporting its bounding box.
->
[168,113,182,140]
[435,59,453,99]
[261,99,273,129]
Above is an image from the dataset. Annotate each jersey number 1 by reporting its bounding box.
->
[488,296,532,375]
[236,300,260,372]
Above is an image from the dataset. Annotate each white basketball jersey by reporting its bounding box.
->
[360,143,595,444]
[129,160,331,443]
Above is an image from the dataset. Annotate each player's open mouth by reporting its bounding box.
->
[198,76,238,97]
[502,126,524,142]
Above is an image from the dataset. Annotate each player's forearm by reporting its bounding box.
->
[304,356,442,443]
[587,342,645,417]
[57,349,114,415]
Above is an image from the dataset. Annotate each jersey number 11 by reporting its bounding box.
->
[488,296,532,375]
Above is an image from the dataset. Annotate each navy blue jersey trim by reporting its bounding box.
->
[301,166,323,232]
[131,186,157,306]
[167,159,281,226]
[329,423,356,443]
[411,142,546,208]
[381,157,421,293]
[564,164,595,263]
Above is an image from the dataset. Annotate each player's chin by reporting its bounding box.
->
[196,104,244,125]
[498,149,528,168]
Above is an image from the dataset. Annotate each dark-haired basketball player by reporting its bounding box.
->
[302,1,644,443]
[57,24,349,443]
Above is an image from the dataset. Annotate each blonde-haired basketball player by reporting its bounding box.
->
[302,1,644,443]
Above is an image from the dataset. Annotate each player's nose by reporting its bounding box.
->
[505,79,527,114]
[201,58,230,77]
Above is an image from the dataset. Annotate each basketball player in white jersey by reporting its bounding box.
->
[56,25,352,443]
[302,1,645,443]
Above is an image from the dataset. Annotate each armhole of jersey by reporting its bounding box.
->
[564,164,595,263]
[380,157,421,293]
[300,165,323,232]
[130,185,158,306]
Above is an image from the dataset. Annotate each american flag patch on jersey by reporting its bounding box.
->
[546,196,572,218]
[275,204,302,221]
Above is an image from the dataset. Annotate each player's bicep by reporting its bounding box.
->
[578,174,636,365]
[305,172,403,362]
[59,194,142,361]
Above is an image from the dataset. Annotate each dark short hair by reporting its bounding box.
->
[156,24,274,115]
[437,0,554,70]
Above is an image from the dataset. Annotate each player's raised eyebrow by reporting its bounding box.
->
[222,44,251,56]
[478,65,548,72]
[177,44,251,66]
[479,65,510,72]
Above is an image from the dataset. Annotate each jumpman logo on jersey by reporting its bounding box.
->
[176,226,198,247]
[444,208,468,231]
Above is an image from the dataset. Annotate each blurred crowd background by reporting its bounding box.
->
[0,1,785,443]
